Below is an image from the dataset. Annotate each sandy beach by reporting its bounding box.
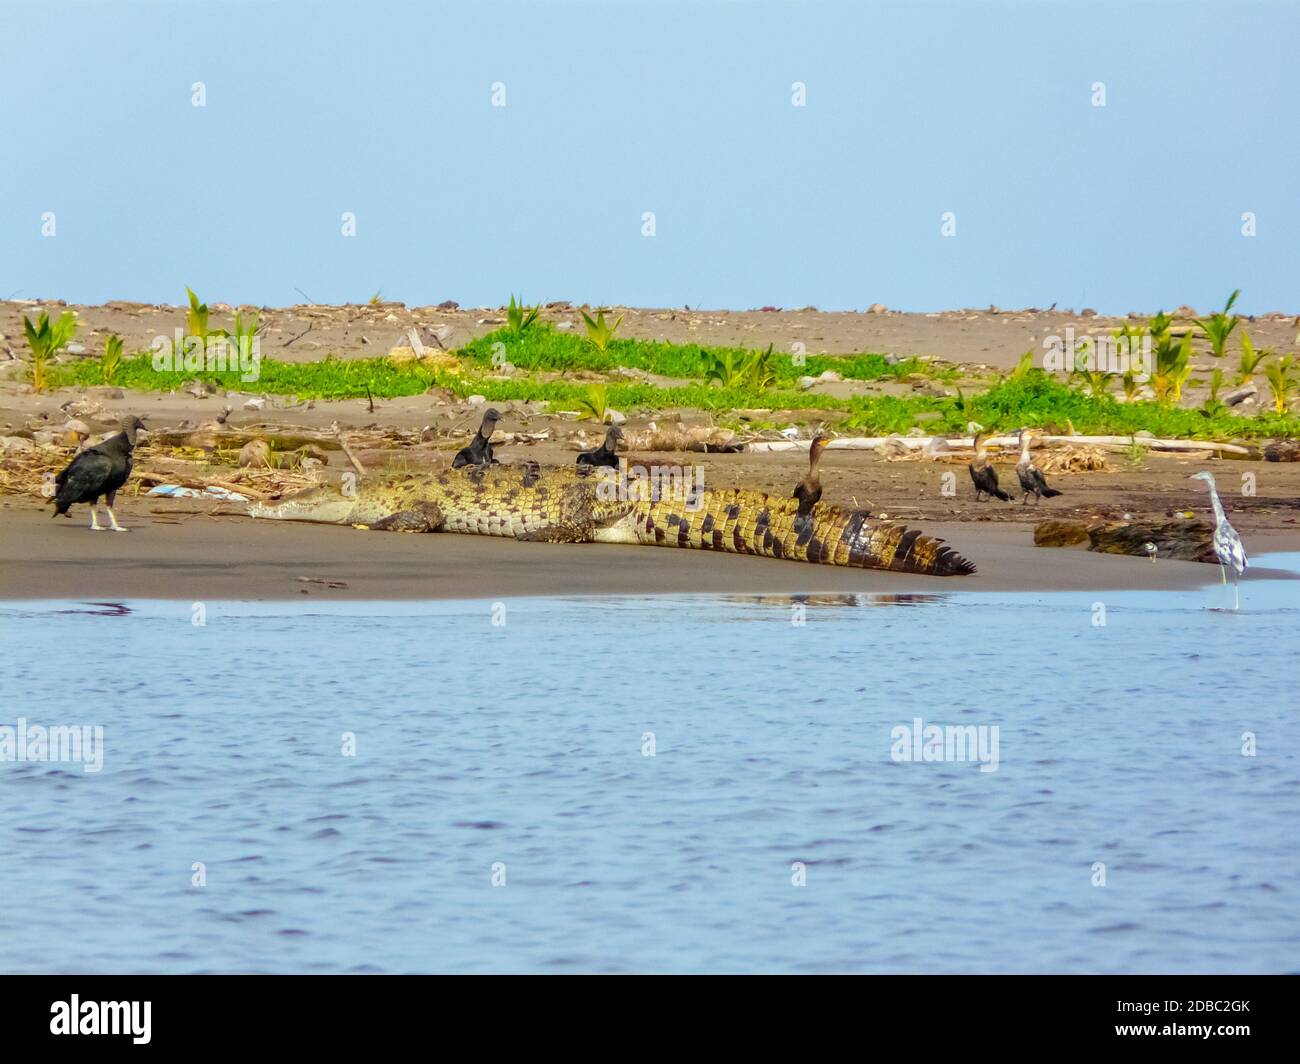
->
[4,428,1298,600]
[5,299,1299,373]
[4,302,1298,602]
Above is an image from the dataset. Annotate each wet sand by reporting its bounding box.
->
[2,501,1296,602]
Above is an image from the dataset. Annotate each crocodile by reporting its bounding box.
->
[247,464,976,576]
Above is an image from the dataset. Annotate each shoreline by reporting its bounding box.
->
[3,504,1296,602]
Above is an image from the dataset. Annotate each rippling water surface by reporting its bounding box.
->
[2,561,1298,973]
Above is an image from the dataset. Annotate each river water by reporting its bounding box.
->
[2,561,1297,973]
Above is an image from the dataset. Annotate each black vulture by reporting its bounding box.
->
[1015,429,1062,504]
[451,408,501,468]
[51,415,147,531]
[576,425,624,469]
[792,434,830,534]
[968,432,1010,502]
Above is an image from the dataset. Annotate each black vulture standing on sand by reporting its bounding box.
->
[576,425,624,469]
[452,408,501,468]
[51,414,146,531]
[968,432,1010,502]
[1015,429,1062,504]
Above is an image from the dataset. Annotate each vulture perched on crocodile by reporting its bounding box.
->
[576,425,625,469]
[452,408,501,468]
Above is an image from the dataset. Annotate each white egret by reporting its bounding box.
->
[1189,471,1248,609]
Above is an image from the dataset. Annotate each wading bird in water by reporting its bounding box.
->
[968,433,1010,502]
[1189,471,1248,610]
[452,408,501,468]
[792,434,830,535]
[1015,429,1062,504]
[51,415,146,531]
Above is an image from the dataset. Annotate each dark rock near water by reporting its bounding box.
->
[1035,519,1215,562]
[1264,439,1300,462]
[1033,520,1090,548]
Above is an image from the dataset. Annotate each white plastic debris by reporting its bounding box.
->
[147,484,249,502]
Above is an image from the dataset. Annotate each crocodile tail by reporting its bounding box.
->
[832,508,976,576]
[627,488,976,576]
[880,524,977,576]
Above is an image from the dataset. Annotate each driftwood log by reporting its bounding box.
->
[1035,519,1215,562]
[748,435,1258,456]
[148,430,344,452]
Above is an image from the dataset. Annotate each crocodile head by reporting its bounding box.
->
[247,485,356,523]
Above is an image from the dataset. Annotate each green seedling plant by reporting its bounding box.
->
[1008,349,1036,382]
[1195,289,1241,359]
[743,343,778,390]
[580,308,623,354]
[1264,354,1297,414]
[22,310,79,392]
[1149,310,1174,337]
[1079,370,1112,399]
[1121,370,1141,403]
[101,334,124,385]
[507,295,542,337]
[1112,321,1149,346]
[1124,437,1148,470]
[186,287,226,345]
[572,382,610,422]
[1236,330,1271,386]
[230,309,260,361]
[1152,328,1193,405]
[1200,368,1227,418]
[702,347,749,388]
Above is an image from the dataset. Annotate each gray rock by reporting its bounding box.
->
[1223,383,1257,406]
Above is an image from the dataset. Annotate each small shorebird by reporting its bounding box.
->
[1189,471,1248,610]
[968,433,1009,502]
[1015,429,1062,504]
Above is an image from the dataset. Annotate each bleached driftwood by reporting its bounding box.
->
[747,435,1254,456]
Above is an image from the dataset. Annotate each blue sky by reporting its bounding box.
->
[2,0,1297,314]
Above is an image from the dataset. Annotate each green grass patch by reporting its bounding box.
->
[47,354,1300,440]
[459,325,918,384]
[50,353,438,400]
[47,353,851,413]
[842,373,1300,439]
